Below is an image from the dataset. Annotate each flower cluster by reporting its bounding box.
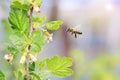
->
[44,31,53,43]
[20,53,37,64]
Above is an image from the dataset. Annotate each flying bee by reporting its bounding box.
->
[66,26,82,38]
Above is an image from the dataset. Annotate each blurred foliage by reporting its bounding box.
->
[1,19,12,41]
[70,49,120,80]
[0,70,5,80]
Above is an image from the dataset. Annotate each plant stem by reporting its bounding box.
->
[26,3,34,80]
[26,45,31,80]
[29,4,34,35]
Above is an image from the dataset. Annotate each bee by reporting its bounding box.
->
[66,27,82,38]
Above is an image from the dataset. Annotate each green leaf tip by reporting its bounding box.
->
[14,71,23,80]
[46,20,63,30]
[33,0,42,7]
[33,16,46,28]
[30,72,41,80]
[10,1,30,11]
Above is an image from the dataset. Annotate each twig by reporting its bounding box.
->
[26,2,34,80]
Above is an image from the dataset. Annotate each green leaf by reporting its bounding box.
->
[7,45,19,54]
[33,16,46,28]
[39,60,46,70]
[9,34,25,46]
[0,70,5,80]
[46,56,73,78]
[14,71,23,80]
[8,8,29,34]
[52,68,73,78]
[38,56,73,78]
[10,1,29,11]
[23,75,27,80]
[33,0,42,7]
[29,62,35,71]
[30,72,41,80]
[39,71,51,80]
[9,33,27,53]
[45,20,63,30]
[31,31,46,53]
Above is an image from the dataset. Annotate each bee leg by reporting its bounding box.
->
[77,32,82,35]
[75,34,77,38]
[71,32,74,35]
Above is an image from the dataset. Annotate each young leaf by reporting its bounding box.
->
[30,72,41,80]
[46,56,73,78]
[29,62,35,71]
[14,71,23,80]
[39,60,46,70]
[33,0,42,7]
[10,1,29,11]
[0,70,5,80]
[31,31,46,53]
[8,9,29,34]
[7,45,19,54]
[33,16,46,28]
[45,20,63,30]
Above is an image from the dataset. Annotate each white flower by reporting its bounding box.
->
[34,7,40,13]
[31,55,37,62]
[30,54,37,62]
[4,54,13,62]
[44,31,53,43]
[4,54,9,59]
[47,33,53,43]
[20,56,26,64]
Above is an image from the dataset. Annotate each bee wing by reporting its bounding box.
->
[74,25,81,29]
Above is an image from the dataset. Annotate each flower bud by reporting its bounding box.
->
[20,56,26,64]
[34,7,40,13]
[30,54,37,62]
[4,54,13,62]
[44,31,53,43]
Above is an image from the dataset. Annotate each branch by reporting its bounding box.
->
[26,3,34,80]
[29,4,34,35]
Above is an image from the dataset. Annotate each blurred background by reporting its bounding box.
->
[0,0,120,80]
